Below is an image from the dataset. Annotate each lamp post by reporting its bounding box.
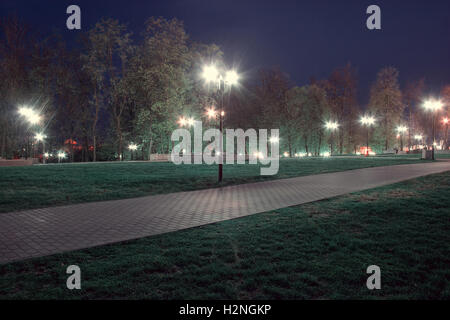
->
[360,115,376,156]
[442,117,449,150]
[178,116,196,155]
[35,132,47,164]
[324,120,339,155]
[414,134,424,149]
[18,106,41,125]
[269,136,279,158]
[128,143,138,161]
[57,151,66,163]
[18,106,42,159]
[202,64,239,183]
[423,99,443,160]
[396,125,407,152]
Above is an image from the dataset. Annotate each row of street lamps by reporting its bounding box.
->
[16,70,447,169]
[325,115,376,156]
[324,98,446,158]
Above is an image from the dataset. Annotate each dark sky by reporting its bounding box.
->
[1,0,449,103]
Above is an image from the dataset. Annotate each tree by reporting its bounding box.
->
[254,67,290,129]
[82,19,132,161]
[81,28,106,162]
[302,85,330,155]
[0,16,34,158]
[126,17,216,158]
[323,63,359,154]
[368,67,403,152]
[403,79,425,150]
[283,86,306,156]
[441,85,450,149]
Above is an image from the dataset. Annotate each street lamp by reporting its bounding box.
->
[269,136,279,157]
[224,70,239,86]
[128,143,138,160]
[18,106,42,159]
[269,136,279,144]
[202,64,240,182]
[18,106,32,117]
[202,65,219,83]
[360,115,376,156]
[35,132,47,164]
[396,125,408,152]
[187,117,195,127]
[178,116,196,127]
[206,107,217,119]
[57,151,66,163]
[44,152,51,162]
[414,134,424,149]
[324,120,339,155]
[422,98,443,160]
[18,106,41,125]
[178,116,197,155]
[442,117,449,150]
[178,116,187,127]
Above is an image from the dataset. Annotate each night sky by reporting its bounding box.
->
[1,0,449,103]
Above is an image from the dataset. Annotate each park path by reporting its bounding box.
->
[1,161,449,264]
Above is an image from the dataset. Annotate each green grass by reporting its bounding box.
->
[0,171,448,299]
[0,156,429,213]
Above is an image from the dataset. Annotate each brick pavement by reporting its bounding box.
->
[0,161,449,264]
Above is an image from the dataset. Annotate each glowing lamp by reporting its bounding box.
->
[225,70,239,86]
[202,65,219,83]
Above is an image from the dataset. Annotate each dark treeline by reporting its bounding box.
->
[0,15,449,161]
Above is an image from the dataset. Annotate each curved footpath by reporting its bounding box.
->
[1,160,449,264]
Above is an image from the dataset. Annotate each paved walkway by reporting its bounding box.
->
[1,161,449,264]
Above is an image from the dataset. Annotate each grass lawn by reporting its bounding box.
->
[0,155,430,213]
[0,171,448,299]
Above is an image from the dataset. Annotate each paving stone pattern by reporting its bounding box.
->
[1,161,449,264]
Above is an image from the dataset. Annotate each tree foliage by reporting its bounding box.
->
[0,14,448,161]
[368,67,403,151]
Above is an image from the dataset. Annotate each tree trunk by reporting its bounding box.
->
[385,95,390,151]
[147,138,153,161]
[444,125,448,150]
[408,106,412,151]
[0,124,6,158]
[92,89,100,162]
[84,136,89,162]
[118,124,123,161]
[287,134,292,157]
[71,136,74,162]
[304,135,309,154]
[318,132,322,155]
[93,135,97,162]
[384,116,388,151]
